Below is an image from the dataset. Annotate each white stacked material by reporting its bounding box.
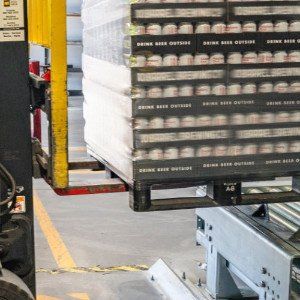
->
[82,0,300,185]
[82,0,133,181]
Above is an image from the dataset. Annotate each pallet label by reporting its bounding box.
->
[133,94,300,117]
[236,127,300,139]
[137,129,230,145]
[132,35,196,54]
[132,33,300,55]
[133,153,300,180]
[134,69,224,84]
[197,33,300,53]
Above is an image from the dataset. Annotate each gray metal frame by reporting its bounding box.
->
[196,206,299,300]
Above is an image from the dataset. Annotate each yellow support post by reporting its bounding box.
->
[50,0,68,188]
[42,0,50,47]
[28,0,69,188]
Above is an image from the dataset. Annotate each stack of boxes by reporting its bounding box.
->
[82,0,300,186]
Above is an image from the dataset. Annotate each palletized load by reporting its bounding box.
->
[82,0,300,201]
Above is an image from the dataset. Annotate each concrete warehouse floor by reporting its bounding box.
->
[35,97,204,299]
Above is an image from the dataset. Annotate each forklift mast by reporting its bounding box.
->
[0,0,35,297]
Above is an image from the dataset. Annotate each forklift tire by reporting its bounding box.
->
[0,269,34,300]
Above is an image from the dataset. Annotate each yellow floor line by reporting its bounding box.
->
[37,296,60,300]
[34,191,77,269]
[68,293,90,300]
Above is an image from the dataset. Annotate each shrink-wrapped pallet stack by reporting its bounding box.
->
[82,0,300,187]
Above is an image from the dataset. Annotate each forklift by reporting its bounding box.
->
[0,0,35,298]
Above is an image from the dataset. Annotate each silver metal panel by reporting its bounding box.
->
[148,259,204,300]
[196,207,299,299]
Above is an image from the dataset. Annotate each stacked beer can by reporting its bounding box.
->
[82,0,300,185]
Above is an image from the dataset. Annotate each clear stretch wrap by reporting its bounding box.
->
[82,0,300,185]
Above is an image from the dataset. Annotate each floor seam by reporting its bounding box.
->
[36,264,149,275]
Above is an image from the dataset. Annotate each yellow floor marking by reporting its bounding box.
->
[34,191,77,269]
[37,296,60,300]
[68,293,90,300]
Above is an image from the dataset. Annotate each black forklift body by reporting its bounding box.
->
[0,0,35,296]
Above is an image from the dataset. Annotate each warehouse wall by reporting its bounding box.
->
[29,0,83,93]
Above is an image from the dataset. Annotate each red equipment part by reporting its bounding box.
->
[29,61,42,142]
[54,184,127,196]
[29,61,40,75]
[41,67,51,82]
